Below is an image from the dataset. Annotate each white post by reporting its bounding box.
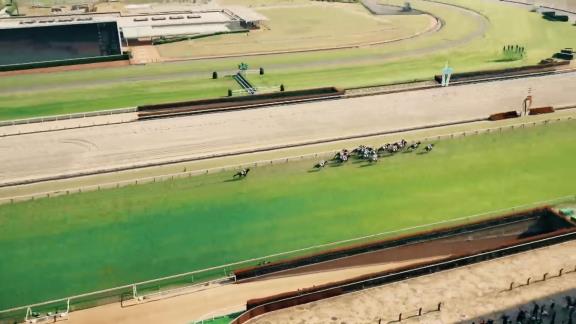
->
[132,284,138,299]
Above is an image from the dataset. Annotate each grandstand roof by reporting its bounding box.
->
[0,7,267,38]
[0,14,117,29]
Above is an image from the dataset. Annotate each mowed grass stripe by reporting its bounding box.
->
[1,120,575,308]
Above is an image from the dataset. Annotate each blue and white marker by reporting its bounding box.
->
[441,63,454,87]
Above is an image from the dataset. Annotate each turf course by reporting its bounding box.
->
[157,5,432,58]
[1,120,575,309]
[0,0,575,120]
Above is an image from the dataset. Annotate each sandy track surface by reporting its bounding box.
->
[251,240,576,324]
[3,108,575,200]
[0,113,138,137]
[66,256,443,324]
[1,72,575,186]
[130,46,163,65]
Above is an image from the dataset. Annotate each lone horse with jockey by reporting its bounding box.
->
[314,160,328,169]
[233,168,251,179]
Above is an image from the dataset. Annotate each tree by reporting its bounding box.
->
[212,71,218,79]
[280,84,285,92]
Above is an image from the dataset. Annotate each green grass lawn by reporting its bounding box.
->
[1,120,575,309]
[0,0,574,120]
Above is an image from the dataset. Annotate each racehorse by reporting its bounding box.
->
[407,141,421,151]
[378,144,390,153]
[233,168,251,178]
[314,160,328,169]
[424,144,435,152]
[397,139,407,149]
[334,150,350,163]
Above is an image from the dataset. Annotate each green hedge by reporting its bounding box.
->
[0,54,130,72]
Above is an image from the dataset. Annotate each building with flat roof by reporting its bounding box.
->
[0,7,266,67]
[0,7,267,41]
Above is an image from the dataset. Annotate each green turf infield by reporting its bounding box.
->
[0,0,575,120]
[1,120,575,309]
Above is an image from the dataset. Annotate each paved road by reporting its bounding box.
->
[1,72,575,186]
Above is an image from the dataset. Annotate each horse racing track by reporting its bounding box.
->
[0,119,575,313]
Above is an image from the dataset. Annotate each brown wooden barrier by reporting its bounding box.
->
[138,87,344,119]
[488,111,520,121]
[529,107,555,115]
[232,216,576,324]
[234,207,569,281]
[433,61,569,83]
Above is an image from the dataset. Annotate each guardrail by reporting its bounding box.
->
[0,107,137,127]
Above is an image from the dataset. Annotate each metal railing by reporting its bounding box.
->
[0,107,137,128]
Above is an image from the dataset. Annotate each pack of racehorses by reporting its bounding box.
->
[315,139,434,169]
[232,139,434,178]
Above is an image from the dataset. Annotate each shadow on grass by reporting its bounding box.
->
[491,58,522,63]
[542,15,569,22]
[224,178,245,182]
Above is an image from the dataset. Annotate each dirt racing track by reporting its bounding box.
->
[0,72,575,187]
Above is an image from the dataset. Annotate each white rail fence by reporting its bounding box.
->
[1,115,573,206]
[0,107,137,128]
